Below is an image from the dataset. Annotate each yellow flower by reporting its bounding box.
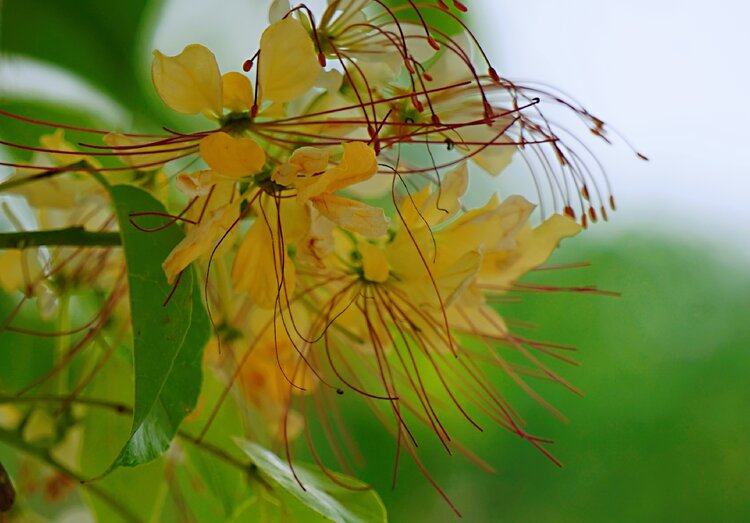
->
[152,44,223,117]
[5,130,102,209]
[237,307,318,440]
[198,132,265,178]
[151,43,255,118]
[221,71,255,113]
[0,249,42,294]
[162,202,239,284]
[478,213,582,290]
[273,142,389,238]
[232,194,310,309]
[259,17,321,103]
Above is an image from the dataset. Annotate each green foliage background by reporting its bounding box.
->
[1,0,748,521]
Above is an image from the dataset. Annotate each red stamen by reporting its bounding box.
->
[453,0,468,12]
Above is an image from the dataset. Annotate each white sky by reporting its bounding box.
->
[476,0,750,252]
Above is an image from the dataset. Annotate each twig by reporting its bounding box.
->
[0,228,121,249]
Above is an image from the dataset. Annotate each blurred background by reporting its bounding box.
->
[1,0,748,521]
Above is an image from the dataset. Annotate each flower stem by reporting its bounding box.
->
[0,228,121,249]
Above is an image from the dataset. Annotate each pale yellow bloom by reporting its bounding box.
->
[152,44,223,117]
[6,130,102,209]
[259,17,321,103]
[479,214,582,290]
[221,71,254,113]
[420,33,517,176]
[237,306,317,440]
[162,203,239,284]
[199,132,265,178]
[152,44,256,118]
[273,142,389,238]
[232,195,310,309]
[358,240,390,284]
[0,249,42,293]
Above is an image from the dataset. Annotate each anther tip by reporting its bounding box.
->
[242,59,253,72]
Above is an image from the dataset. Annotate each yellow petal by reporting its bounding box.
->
[40,129,87,165]
[253,194,312,244]
[0,249,42,292]
[268,0,291,23]
[321,142,378,193]
[260,18,320,103]
[6,174,100,209]
[297,209,336,268]
[297,142,377,201]
[459,118,517,176]
[272,146,330,187]
[152,44,222,117]
[278,197,311,243]
[435,250,483,306]
[162,204,238,284]
[232,220,296,308]
[391,247,482,310]
[437,195,534,269]
[359,241,390,283]
[481,214,581,289]
[401,162,468,227]
[199,132,265,178]
[312,194,389,238]
[221,72,254,112]
[175,170,219,197]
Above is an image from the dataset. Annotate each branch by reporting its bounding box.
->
[0,227,121,249]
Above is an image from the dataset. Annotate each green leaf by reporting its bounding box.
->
[237,440,387,523]
[0,0,160,124]
[0,292,55,392]
[181,373,249,518]
[80,355,168,523]
[381,0,467,36]
[229,490,327,523]
[106,184,210,470]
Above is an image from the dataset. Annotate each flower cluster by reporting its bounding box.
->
[0,0,637,512]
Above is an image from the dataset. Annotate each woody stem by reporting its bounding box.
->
[0,228,121,249]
